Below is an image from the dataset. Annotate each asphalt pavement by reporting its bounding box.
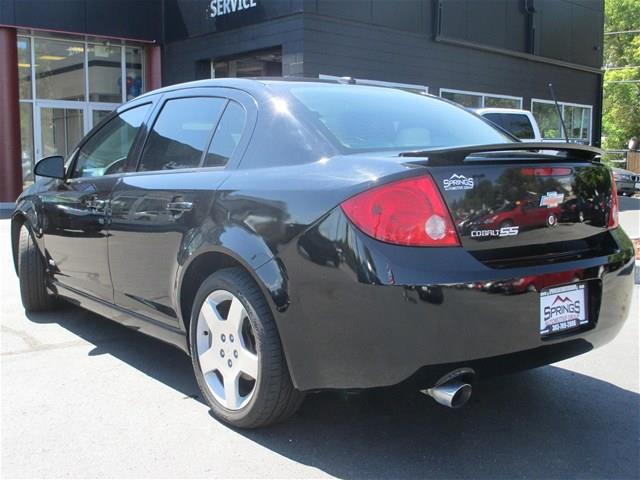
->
[1,200,639,479]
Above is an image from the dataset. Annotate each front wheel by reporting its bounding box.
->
[17,225,57,312]
[189,268,304,428]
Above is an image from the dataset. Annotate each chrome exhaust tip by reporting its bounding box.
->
[420,368,475,409]
[423,381,472,408]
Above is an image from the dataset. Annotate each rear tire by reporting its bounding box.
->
[189,267,304,428]
[17,225,56,312]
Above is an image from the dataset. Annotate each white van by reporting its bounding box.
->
[474,108,542,142]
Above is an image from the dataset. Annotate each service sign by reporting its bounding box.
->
[208,0,257,18]
[539,284,587,336]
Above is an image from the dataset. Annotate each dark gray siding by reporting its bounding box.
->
[0,0,161,41]
[302,14,600,103]
[305,0,603,69]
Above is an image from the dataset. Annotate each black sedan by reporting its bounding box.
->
[11,79,635,428]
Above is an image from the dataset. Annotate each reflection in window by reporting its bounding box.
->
[20,103,34,185]
[17,37,31,99]
[35,39,85,101]
[126,47,144,101]
[205,101,246,167]
[88,44,122,103]
[74,104,150,178]
[139,97,226,172]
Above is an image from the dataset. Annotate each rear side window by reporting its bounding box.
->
[483,113,535,140]
[204,101,246,168]
[73,104,150,178]
[138,97,226,172]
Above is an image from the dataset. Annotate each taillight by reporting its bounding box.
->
[609,171,619,229]
[341,175,460,246]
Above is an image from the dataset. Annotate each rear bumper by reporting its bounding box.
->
[274,210,635,391]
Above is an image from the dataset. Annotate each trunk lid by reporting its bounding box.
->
[417,148,615,268]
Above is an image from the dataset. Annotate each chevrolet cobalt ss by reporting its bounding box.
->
[11,80,635,428]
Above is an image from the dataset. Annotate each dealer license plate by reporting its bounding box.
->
[540,283,588,336]
[634,182,640,189]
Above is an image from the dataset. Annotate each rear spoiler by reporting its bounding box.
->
[398,143,603,165]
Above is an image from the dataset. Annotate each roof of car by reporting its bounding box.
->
[135,77,359,100]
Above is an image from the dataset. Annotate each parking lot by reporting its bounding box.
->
[1,197,639,479]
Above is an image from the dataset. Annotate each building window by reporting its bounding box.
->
[440,89,522,109]
[531,99,592,143]
[17,37,31,100]
[212,47,282,78]
[34,38,85,101]
[88,44,122,103]
[19,103,34,184]
[16,33,147,189]
[126,47,144,101]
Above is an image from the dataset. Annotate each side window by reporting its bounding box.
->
[138,97,226,172]
[73,104,150,178]
[204,101,247,168]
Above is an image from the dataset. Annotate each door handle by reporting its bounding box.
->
[167,201,193,213]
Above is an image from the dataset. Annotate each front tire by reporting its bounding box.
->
[17,225,56,312]
[189,268,304,428]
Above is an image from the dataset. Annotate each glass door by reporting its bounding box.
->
[35,102,85,159]
[89,105,119,130]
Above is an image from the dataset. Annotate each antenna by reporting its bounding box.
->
[548,83,569,143]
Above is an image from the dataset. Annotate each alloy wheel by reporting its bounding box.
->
[195,290,258,410]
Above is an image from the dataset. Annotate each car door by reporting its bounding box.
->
[40,102,152,301]
[108,88,255,327]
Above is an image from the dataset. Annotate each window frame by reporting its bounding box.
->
[129,88,257,175]
[439,88,523,109]
[530,98,593,143]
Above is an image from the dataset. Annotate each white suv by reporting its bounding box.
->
[475,108,542,142]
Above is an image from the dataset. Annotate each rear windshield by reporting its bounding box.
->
[287,85,512,152]
[483,113,535,139]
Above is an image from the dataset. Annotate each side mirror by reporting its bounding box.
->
[34,155,65,179]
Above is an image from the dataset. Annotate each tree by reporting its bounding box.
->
[602,0,640,150]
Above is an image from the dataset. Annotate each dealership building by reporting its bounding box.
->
[0,0,604,203]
